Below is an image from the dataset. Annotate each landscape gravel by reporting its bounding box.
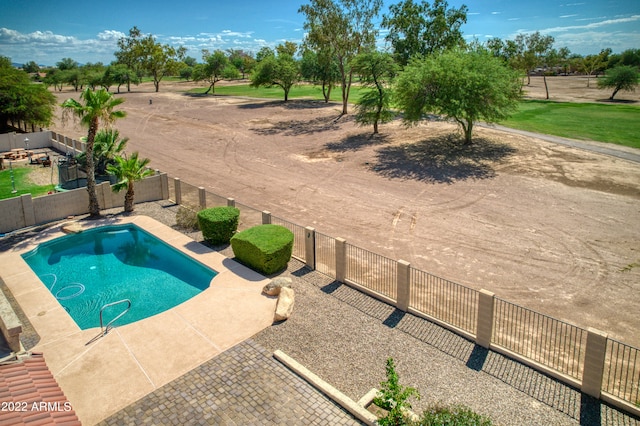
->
[114,201,639,426]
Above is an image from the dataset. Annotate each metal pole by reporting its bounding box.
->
[10,161,17,193]
[24,137,30,161]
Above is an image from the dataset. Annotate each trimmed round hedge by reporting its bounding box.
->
[230,224,294,275]
[197,206,240,244]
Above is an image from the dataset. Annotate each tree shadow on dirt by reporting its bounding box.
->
[238,99,339,110]
[251,114,353,136]
[370,134,517,184]
[324,132,391,152]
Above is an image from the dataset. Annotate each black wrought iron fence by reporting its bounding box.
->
[410,268,478,335]
[234,201,263,231]
[493,298,586,380]
[161,172,640,414]
[271,216,306,260]
[315,231,336,278]
[604,338,640,405]
[345,243,397,300]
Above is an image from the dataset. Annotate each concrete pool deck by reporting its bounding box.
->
[0,215,277,425]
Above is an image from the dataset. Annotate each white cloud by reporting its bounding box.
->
[97,30,125,41]
[541,15,640,33]
[559,14,578,19]
[220,30,253,38]
[491,11,501,15]
[552,30,640,54]
[0,27,124,64]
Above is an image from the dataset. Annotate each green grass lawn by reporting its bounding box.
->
[188,83,366,103]
[0,166,55,200]
[499,100,640,148]
[187,84,639,148]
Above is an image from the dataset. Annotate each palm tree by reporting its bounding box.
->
[107,152,154,212]
[76,129,129,175]
[62,88,126,217]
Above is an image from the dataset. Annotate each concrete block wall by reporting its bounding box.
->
[0,173,169,234]
[0,131,52,151]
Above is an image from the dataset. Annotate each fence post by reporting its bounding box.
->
[305,227,316,270]
[227,198,235,207]
[174,178,182,205]
[476,289,495,348]
[335,237,347,283]
[20,194,35,227]
[396,260,411,311]
[198,187,206,210]
[159,172,169,200]
[581,328,608,398]
[100,181,114,209]
[262,211,271,224]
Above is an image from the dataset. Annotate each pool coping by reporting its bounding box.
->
[0,215,277,425]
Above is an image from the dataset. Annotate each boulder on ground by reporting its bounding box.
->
[61,222,83,234]
[274,287,295,322]
[262,277,292,296]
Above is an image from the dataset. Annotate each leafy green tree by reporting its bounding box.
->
[56,57,79,71]
[115,27,185,92]
[512,32,555,85]
[23,61,40,74]
[300,49,341,102]
[59,68,83,91]
[597,65,639,100]
[115,27,145,92]
[227,49,254,78]
[395,48,521,144]
[255,47,275,62]
[43,69,65,91]
[0,57,56,131]
[193,49,240,94]
[61,89,126,217]
[183,56,198,67]
[179,66,194,81]
[108,64,140,93]
[382,0,467,66]
[276,41,298,57]
[137,34,186,92]
[351,51,398,134]
[250,43,300,101]
[542,46,570,99]
[577,48,611,87]
[618,48,640,68]
[107,151,154,213]
[299,0,382,114]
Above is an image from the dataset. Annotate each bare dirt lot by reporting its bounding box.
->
[49,76,640,347]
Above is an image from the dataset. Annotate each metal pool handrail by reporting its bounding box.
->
[100,299,132,335]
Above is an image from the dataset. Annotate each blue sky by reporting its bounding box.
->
[1,0,638,66]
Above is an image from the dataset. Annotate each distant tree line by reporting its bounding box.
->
[2,0,639,140]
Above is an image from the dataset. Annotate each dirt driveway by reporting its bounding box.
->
[49,76,640,347]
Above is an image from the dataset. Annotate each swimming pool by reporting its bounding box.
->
[21,224,217,330]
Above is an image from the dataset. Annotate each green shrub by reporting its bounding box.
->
[374,357,420,426]
[416,404,492,426]
[197,206,240,244]
[230,224,294,274]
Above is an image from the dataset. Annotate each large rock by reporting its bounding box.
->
[274,287,295,322]
[262,277,292,296]
[61,222,83,234]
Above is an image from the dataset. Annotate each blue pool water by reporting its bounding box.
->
[21,224,217,330]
